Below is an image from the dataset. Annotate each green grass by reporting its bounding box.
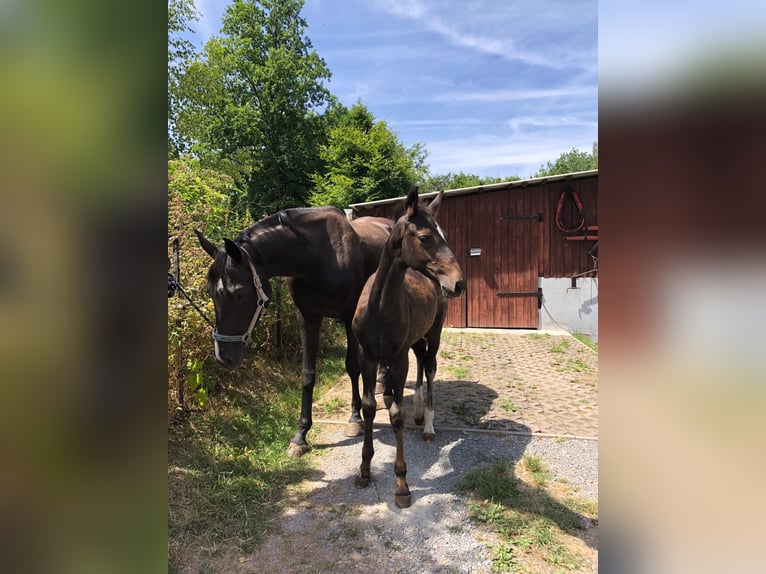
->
[572,333,598,353]
[168,322,348,572]
[320,396,346,415]
[457,458,597,573]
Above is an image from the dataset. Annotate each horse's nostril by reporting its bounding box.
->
[456,280,466,294]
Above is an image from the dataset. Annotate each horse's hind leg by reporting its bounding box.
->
[421,326,443,443]
[422,351,437,443]
[388,354,412,508]
[411,338,427,425]
[343,321,364,437]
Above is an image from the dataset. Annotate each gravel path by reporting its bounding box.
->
[232,330,598,573]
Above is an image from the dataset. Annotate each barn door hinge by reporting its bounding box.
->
[499,213,544,222]
[496,288,543,309]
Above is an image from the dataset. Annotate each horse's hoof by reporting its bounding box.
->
[395,493,412,508]
[423,432,435,443]
[383,395,393,409]
[344,422,363,437]
[355,475,370,489]
[375,382,386,394]
[287,442,309,458]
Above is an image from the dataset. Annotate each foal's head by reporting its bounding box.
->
[394,188,465,297]
[195,231,272,369]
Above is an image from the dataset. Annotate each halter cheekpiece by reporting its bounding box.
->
[212,246,269,344]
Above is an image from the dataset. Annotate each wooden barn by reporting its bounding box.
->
[350,169,598,338]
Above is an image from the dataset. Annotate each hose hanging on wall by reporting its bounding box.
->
[555,185,585,233]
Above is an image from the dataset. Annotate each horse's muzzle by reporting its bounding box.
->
[441,279,466,298]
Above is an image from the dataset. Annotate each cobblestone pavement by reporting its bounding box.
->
[315,328,598,439]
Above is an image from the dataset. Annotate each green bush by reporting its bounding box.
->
[168,157,300,412]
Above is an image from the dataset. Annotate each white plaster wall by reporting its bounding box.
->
[539,277,598,341]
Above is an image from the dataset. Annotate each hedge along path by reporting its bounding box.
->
[315,329,598,440]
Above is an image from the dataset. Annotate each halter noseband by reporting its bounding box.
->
[212,247,269,344]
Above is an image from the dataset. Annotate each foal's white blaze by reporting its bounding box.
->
[216,278,224,293]
[424,408,435,436]
[434,221,447,242]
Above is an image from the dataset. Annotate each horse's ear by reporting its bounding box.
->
[428,190,445,218]
[195,229,218,259]
[223,238,243,262]
[405,187,420,217]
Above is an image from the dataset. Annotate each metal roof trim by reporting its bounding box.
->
[349,169,598,210]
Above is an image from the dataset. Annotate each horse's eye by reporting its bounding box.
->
[418,234,431,245]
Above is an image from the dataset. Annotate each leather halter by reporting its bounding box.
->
[212,247,269,344]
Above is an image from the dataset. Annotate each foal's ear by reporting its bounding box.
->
[405,187,420,217]
[195,229,218,259]
[223,238,243,262]
[428,190,445,218]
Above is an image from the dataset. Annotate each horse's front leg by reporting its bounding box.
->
[355,349,378,489]
[343,321,364,437]
[388,353,412,508]
[288,310,322,458]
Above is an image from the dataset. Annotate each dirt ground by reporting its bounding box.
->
[202,329,599,574]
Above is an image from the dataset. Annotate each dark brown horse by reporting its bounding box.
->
[352,188,465,508]
[195,207,392,457]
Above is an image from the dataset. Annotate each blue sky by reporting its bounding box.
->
[191,0,598,179]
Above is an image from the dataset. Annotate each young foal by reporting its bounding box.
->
[352,188,465,508]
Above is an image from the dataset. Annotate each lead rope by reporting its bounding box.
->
[168,272,215,328]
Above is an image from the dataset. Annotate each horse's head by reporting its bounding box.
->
[395,188,465,298]
[195,230,272,369]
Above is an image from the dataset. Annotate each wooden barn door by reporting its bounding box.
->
[464,189,542,328]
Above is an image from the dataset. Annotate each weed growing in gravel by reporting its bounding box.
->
[448,365,471,379]
[568,358,591,373]
[550,339,570,353]
[522,455,550,488]
[451,402,479,425]
[457,458,596,573]
[320,396,345,415]
[525,333,550,340]
[500,399,519,412]
[572,333,598,353]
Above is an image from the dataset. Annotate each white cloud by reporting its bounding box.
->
[431,85,597,104]
[506,114,598,132]
[424,134,595,178]
[372,0,596,70]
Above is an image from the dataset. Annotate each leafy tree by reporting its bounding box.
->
[419,171,519,193]
[308,102,427,209]
[168,0,199,157]
[168,155,248,237]
[534,144,598,178]
[177,0,332,216]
